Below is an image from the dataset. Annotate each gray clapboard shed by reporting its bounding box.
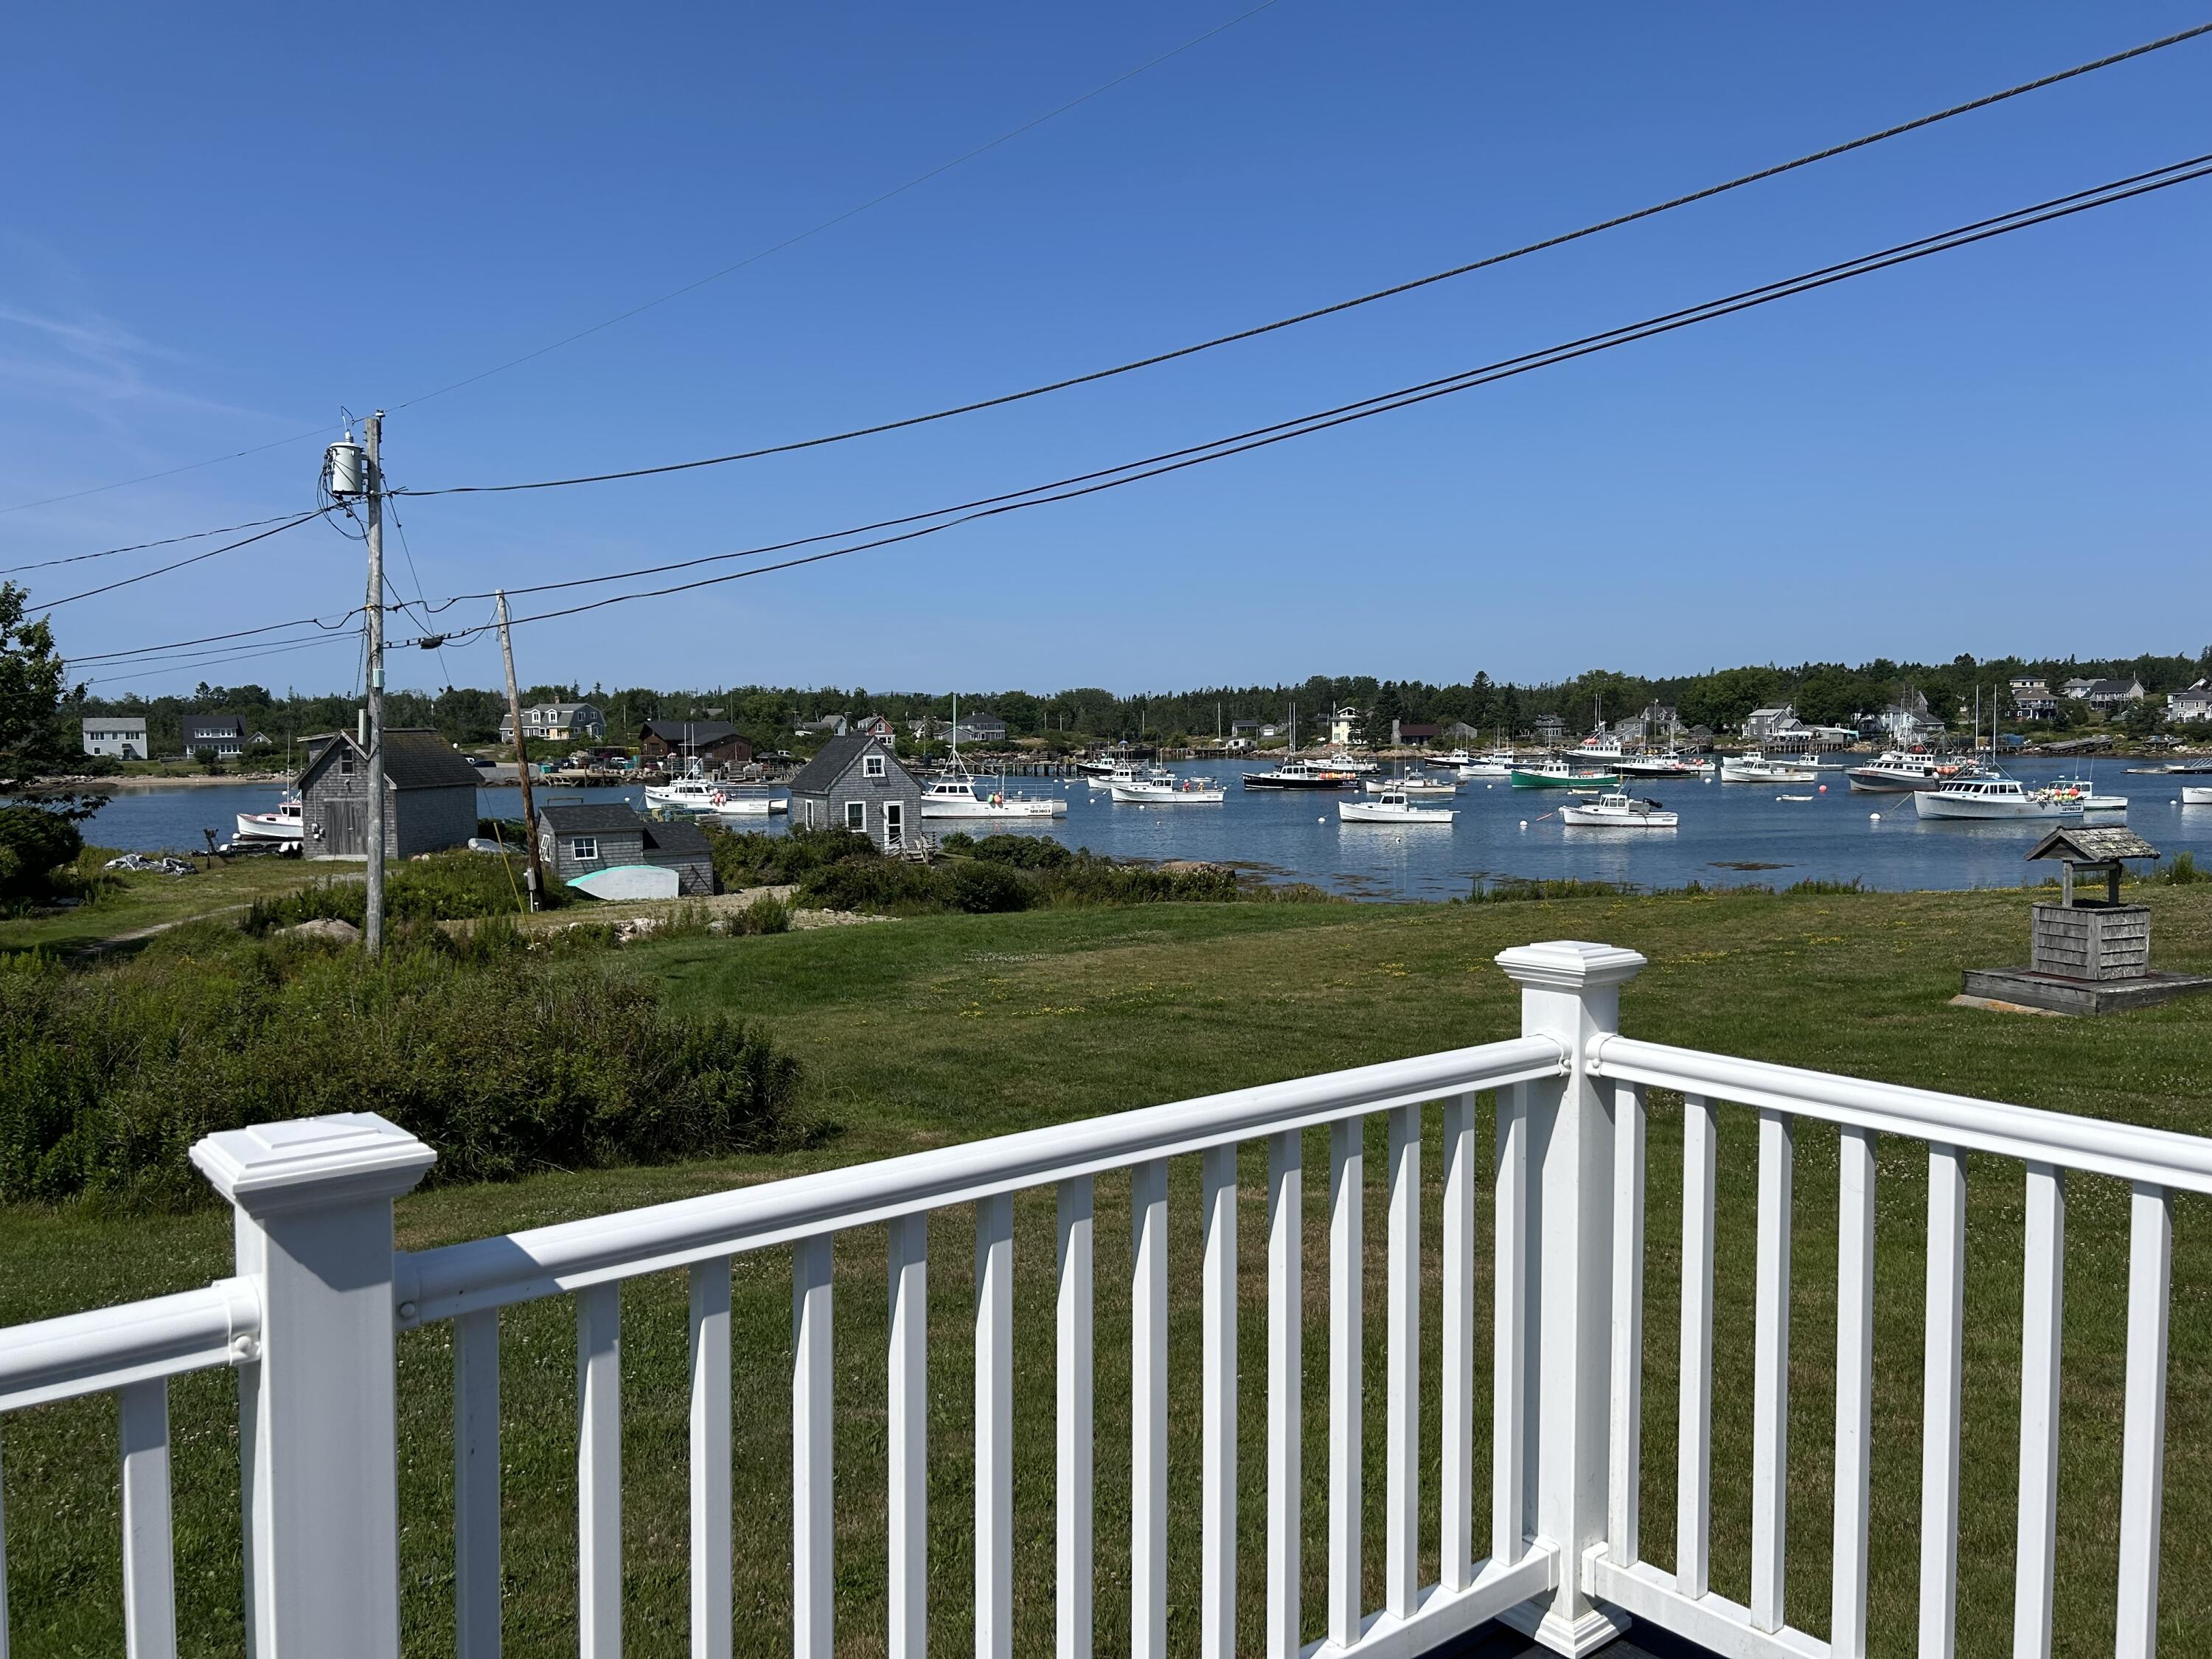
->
[297,728,481,860]
[787,734,923,850]
[536,804,717,896]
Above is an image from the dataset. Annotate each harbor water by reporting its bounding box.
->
[78,757,2212,901]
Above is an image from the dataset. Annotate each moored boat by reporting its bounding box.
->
[918,771,1067,818]
[1112,776,1225,804]
[1340,786,1455,824]
[1244,759,1353,790]
[1719,751,1818,785]
[1559,790,1679,829]
[1511,756,1619,789]
[2183,785,2212,805]
[1912,776,2125,821]
[643,775,723,812]
[708,784,788,817]
[1845,751,1960,792]
[1364,772,1455,797]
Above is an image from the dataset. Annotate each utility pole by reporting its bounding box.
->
[363,412,386,958]
[497,591,547,909]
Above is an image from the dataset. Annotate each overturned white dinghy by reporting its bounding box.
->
[567,864,682,901]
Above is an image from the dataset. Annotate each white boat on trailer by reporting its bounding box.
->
[1340,786,1455,824]
[1559,790,1679,828]
[234,796,304,844]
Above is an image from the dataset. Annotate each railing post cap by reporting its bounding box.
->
[1495,939,1648,991]
[189,1112,437,1215]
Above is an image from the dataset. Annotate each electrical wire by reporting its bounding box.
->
[396,19,2212,501]
[0,0,1289,517]
[65,612,366,667]
[397,150,2212,633]
[74,632,366,689]
[38,510,335,608]
[0,512,335,576]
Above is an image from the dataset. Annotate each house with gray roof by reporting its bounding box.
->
[296,728,483,859]
[498,701,606,743]
[82,715,147,759]
[787,734,923,850]
[183,714,248,757]
[536,804,715,895]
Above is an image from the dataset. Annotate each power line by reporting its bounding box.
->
[75,632,366,689]
[0,1,1288,518]
[397,19,2212,501]
[66,613,366,667]
[389,151,2212,641]
[40,510,335,608]
[0,511,331,576]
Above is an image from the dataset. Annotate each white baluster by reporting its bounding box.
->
[1677,1093,1716,1601]
[455,1310,502,1659]
[1751,1109,1793,1632]
[1057,1181,1093,1659]
[976,1196,1013,1659]
[793,1236,834,1659]
[1385,1105,1420,1619]
[118,1378,175,1659]
[1919,1146,1966,1659]
[1266,1132,1303,1659]
[1201,1144,1239,1659]
[1832,1127,1875,1659]
[1328,1118,1364,1648]
[1492,1083,1527,1566]
[689,1262,732,1659]
[888,1217,928,1659]
[2115,1183,2171,1659]
[1440,1095,1475,1593]
[1131,1161,1168,1659]
[2013,1166,2062,1659]
[577,1283,622,1659]
[1607,1082,1646,1569]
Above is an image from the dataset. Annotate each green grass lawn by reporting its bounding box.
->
[0,855,360,956]
[2,885,2209,1656]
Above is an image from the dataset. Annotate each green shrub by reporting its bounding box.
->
[735,893,791,935]
[0,805,85,899]
[243,850,552,931]
[0,925,812,1207]
[2166,851,2203,885]
[700,824,872,891]
[967,834,1074,870]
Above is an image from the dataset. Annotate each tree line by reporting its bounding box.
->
[73,647,2212,757]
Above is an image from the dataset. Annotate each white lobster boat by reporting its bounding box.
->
[918,773,1067,819]
[1340,786,1455,824]
[707,784,787,817]
[234,796,304,844]
[1364,773,1455,798]
[2184,785,2212,806]
[1111,776,1225,804]
[643,776,722,812]
[1719,751,1818,785]
[1559,791,1679,829]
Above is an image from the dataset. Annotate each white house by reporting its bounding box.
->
[498,702,606,744]
[2168,680,2212,723]
[81,715,147,759]
[1327,706,1365,747]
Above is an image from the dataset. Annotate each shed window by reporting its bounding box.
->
[571,837,599,860]
[863,753,886,779]
[845,801,866,831]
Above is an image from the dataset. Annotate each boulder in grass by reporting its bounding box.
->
[281,917,362,945]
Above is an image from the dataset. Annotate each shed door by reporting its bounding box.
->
[883,802,902,849]
[321,796,365,857]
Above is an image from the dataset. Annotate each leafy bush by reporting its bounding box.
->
[2166,851,2202,885]
[0,805,85,900]
[700,824,872,891]
[0,925,813,1207]
[734,893,791,935]
[966,834,1074,870]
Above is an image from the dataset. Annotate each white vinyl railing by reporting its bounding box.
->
[0,938,2196,1659]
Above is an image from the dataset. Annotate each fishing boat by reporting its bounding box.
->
[1364,772,1455,797]
[2042,777,2129,815]
[1573,734,1626,765]
[707,784,787,817]
[1845,751,1960,793]
[1612,751,1706,779]
[1912,776,2124,821]
[1340,786,1455,824]
[2183,785,2212,805]
[1455,748,1518,779]
[917,770,1067,819]
[1320,751,1379,774]
[1719,751,1818,784]
[1427,748,1473,768]
[1076,758,1119,778]
[1093,761,1174,790]
[1510,756,1619,789]
[1559,791,1678,829]
[1243,759,1354,790]
[643,774,723,812]
[234,795,304,844]
[1112,775,1225,804]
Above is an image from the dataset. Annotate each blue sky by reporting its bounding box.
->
[4,2,2207,699]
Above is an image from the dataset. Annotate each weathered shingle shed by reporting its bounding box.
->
[639,720,751,769]
[536,803,717,895]
[787,734,922,850]
[296,728,482,860]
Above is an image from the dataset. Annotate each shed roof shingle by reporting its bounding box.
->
[541,804,649,835]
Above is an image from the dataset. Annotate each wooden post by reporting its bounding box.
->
[496,592,548,910]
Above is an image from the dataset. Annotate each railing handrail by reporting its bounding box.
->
[0,1277,259,1413]
[397,1034,1568,1326]
[1591,1034,2212,1194]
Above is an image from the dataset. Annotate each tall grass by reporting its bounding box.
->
[0,921,813,1207]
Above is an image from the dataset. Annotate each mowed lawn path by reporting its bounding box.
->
[2,886,2209,1656]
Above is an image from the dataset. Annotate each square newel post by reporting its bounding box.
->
[191,1113,437,1659]
[1495,941,1647,1655]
